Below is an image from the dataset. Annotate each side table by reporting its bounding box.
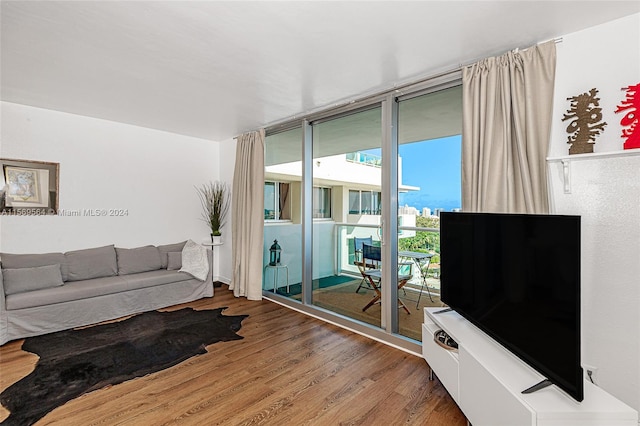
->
[264,264,289,293]
[202,241,223,286]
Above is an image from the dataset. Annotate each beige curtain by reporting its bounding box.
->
[462,41,556,213]
[230,129,265,300]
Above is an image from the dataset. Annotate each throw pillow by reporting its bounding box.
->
[65,245,118,282]
[157,241,187,269]
[179,240,209,281]
[2,264,64,295]
[0,252,69,282]
[166,252,182,270]
[116,245,162,275]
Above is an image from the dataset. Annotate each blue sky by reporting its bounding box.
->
[366,135,461,212]
[398,135,462,212]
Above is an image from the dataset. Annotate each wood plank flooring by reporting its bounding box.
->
[0,285,466,425]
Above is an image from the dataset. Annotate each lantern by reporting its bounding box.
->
[269,239,281,266]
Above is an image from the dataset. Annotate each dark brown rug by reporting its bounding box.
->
[0,307,247,426]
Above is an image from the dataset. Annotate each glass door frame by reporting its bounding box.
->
[380,94,400,334]
[263,71,462,355]
[287,96,407,342]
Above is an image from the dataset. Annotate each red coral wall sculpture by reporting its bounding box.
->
[615,83,640,150]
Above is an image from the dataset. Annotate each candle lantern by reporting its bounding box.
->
[269,239,281,266]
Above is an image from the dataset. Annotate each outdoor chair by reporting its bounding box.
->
[354,236,376,293]
[361,243,413,314]
[359,243,381,292]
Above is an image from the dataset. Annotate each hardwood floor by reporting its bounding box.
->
[0,286,466,425]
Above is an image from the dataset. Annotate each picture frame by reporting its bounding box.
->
[5,166,42,204]
[1,158,59,215]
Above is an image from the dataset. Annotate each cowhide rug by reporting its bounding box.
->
[0,307,247,426]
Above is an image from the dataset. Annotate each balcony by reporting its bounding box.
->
[263,222,443,341]
[345,151,382,167]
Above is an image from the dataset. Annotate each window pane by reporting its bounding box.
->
[398,87,462,214]
[348,190,360,214]
[361,191,372,214]
[279,182,291,220]
[313,188,321,218]
[312,105,382,330]
[313,187,331,219]
[320,188,331,218]
[396,84,462,341]
[312,105,382,327]
[264,182,275,220]
[398,85,462,145]
[264,127,302,299]
[372,192,381,215]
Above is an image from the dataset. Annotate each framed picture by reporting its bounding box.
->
[1,158,59,215]
[4,166,42,204]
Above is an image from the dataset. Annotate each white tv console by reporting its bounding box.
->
[422,307,638,426]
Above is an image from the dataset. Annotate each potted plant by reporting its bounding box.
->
[196,181,230,244]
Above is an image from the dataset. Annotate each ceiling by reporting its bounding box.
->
[2,1,639,142]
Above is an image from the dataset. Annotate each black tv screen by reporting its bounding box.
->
[440,212,583,402]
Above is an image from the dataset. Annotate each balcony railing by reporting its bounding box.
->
[345,151,382,167]
[262,221,441,294]
[333,222,441,293]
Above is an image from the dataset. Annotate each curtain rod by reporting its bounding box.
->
[460,37,563,69]
[264,37,563,134]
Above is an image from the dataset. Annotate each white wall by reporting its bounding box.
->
[549,13,640,414]
[1,11,638,411]
[217,136,236,284]
[550,14,640,157]
[0,102,221,256]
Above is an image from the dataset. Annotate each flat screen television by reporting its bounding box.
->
[439,211,583,402]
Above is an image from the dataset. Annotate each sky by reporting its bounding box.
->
[365,135,462,213]
[398,135,462,213]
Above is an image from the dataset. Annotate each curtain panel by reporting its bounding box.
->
[462,41,556,214]
[230,129,265,300]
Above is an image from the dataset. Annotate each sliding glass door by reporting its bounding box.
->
[395,85,463,340]
[262,75,463,352]
[310,106,384,329]
[263,127,303,299]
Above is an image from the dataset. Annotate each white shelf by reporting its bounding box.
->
[547,148,640,163]
[202,242,223,247]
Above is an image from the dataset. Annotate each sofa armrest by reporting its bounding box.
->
[0,268,7,345]
[0,268,5,310]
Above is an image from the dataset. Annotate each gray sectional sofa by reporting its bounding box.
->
[0,241,213,345]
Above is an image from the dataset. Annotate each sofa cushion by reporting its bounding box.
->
[4,270,196,311]
[65,245,118,282]
[2,264,64,295]
[116,245,162,275]
[5,275,129,310]
[157,241,187,268]
[120,269,194,290]
[166,252,182,270]
[179,240,208,281]
[0,252,69,282]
